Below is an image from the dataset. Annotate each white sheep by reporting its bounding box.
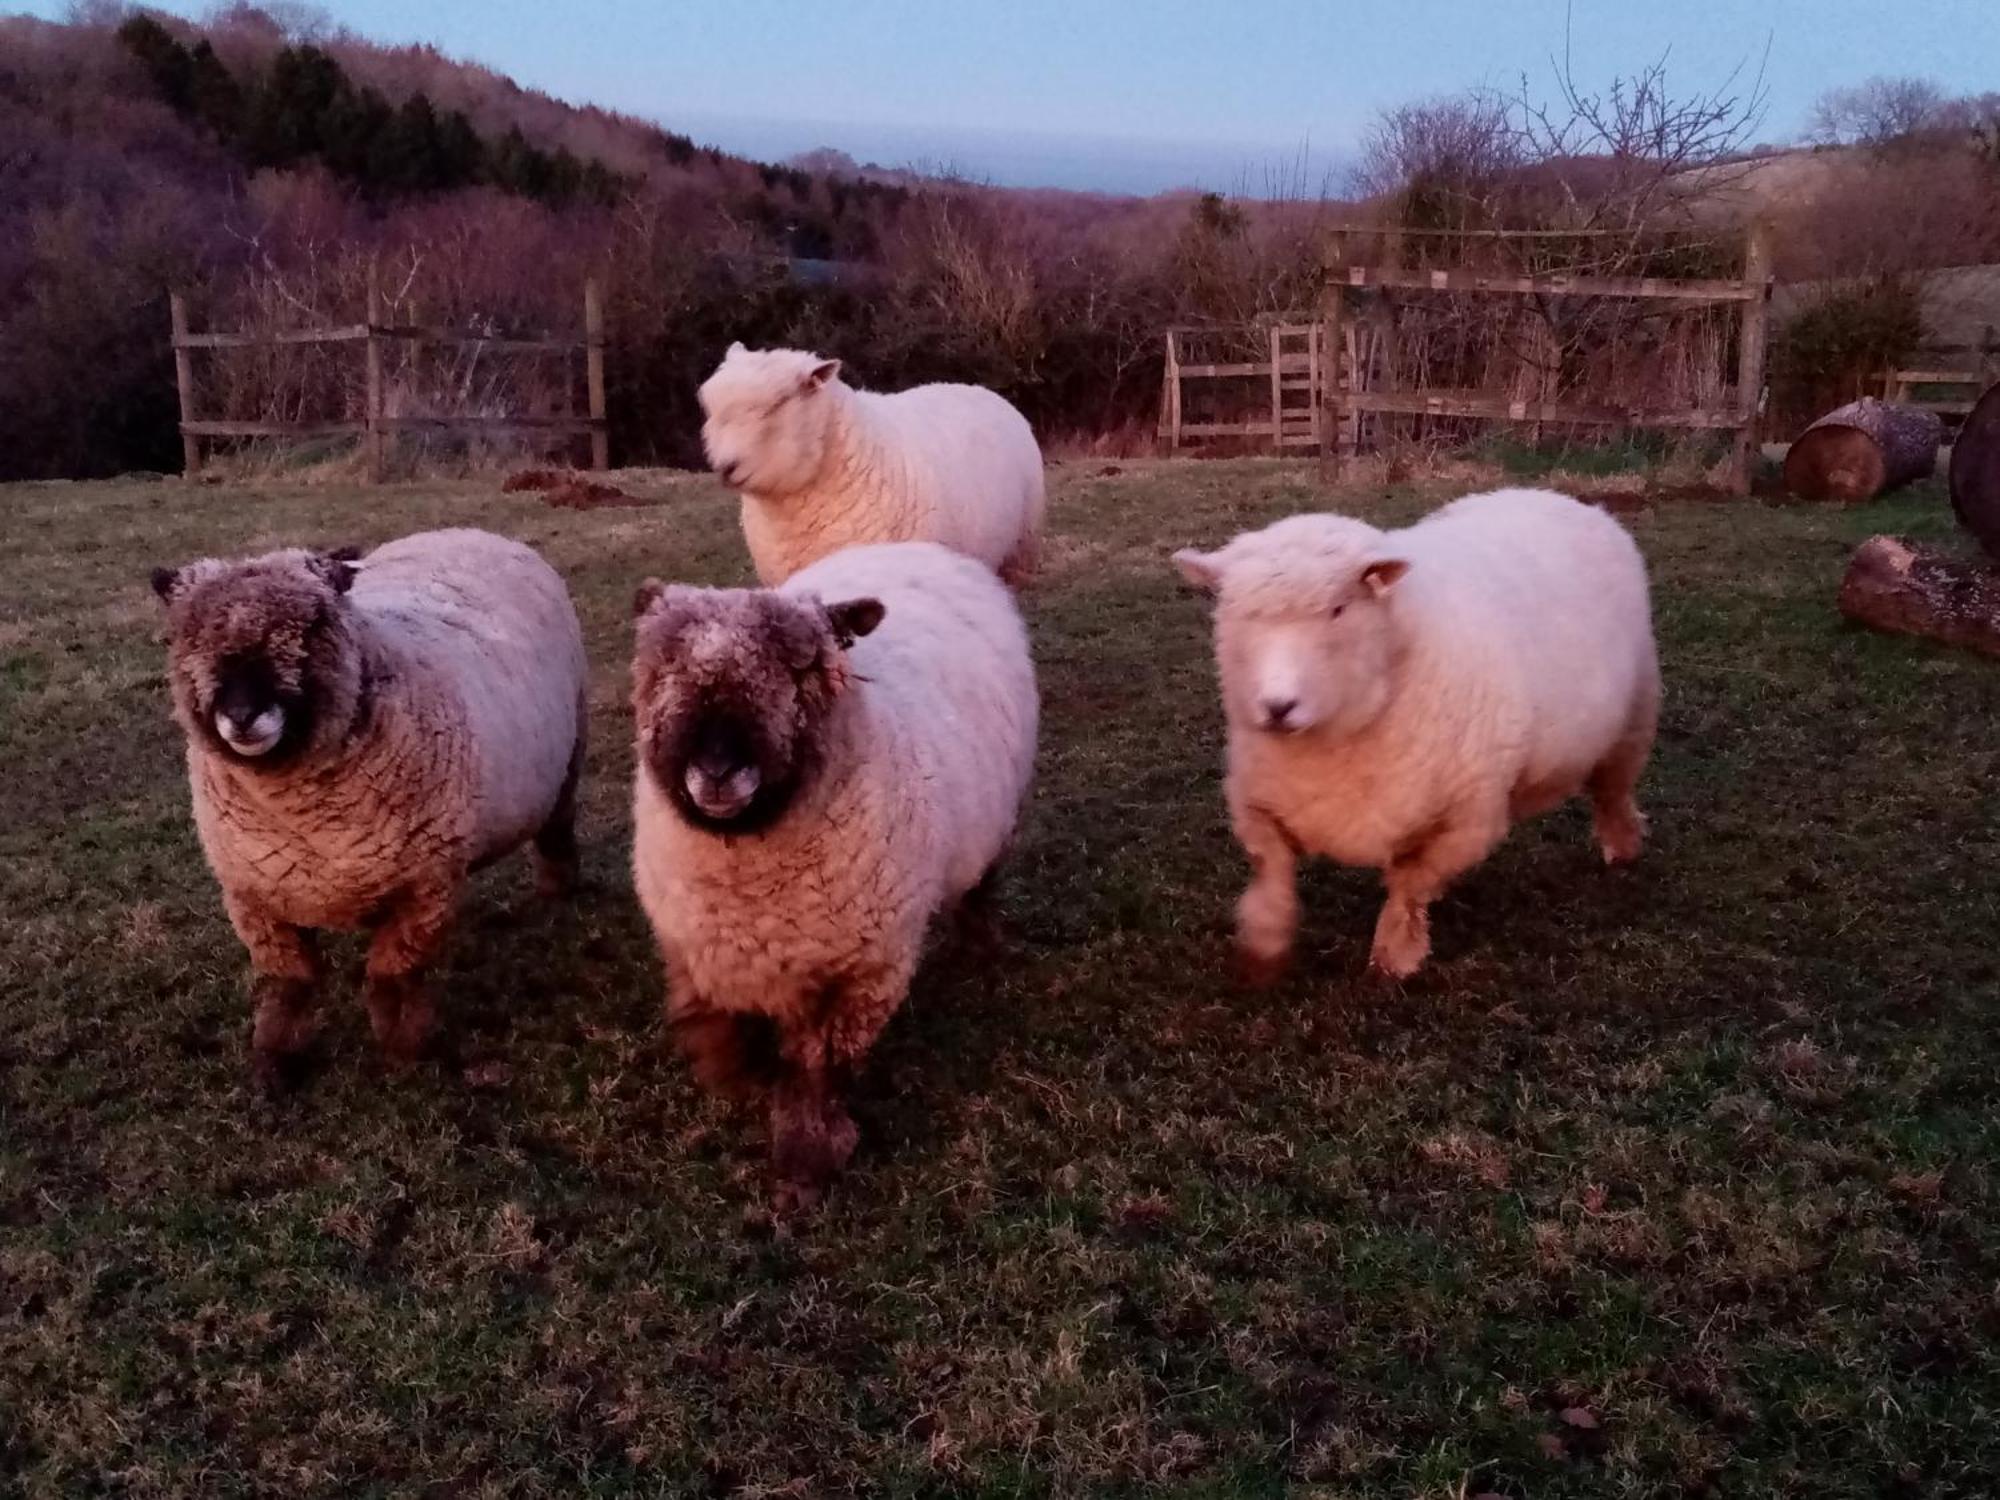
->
[629,541,1038,1210]
[697,344,1047,585]
[151,529,589,1082]
[1173,487,1659,980]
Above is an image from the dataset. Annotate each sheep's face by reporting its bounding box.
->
[151,548,363,766]
[1174,520,1409,738]
[697,344,843,497]
[631,580,884,834]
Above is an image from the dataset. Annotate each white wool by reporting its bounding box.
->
[632,542,1038,1024]
[698,345,1046,584]
[1179,487,1659,977]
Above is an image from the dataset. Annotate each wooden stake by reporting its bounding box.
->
[1730,221,1773,496]
[585,279,608,472]
[1268,324,1283,454]
[169,292,200,477]
[365,262,384,485]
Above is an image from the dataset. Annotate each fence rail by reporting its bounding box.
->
[1156,224,1772,489]
[169,270,608,481]
[1877,366,1993,418]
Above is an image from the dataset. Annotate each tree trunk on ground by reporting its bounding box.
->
[1784,398,1944,502]
[1838,535,2000,659]
[1948,380,2000,563]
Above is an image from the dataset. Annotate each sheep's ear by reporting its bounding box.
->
[1361,559,1410,597]
[804,358,841,391]
[1172,548,1223,595]
[633,577,667,619]
[726,340,746,359]
[312,546,360,595]
[149,565,181,604]
[826,597,885,647]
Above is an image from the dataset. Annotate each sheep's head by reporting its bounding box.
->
[1173,514,1409,738]
[150,546,366,765]
[697,343,845,497]
[631,578,884,833]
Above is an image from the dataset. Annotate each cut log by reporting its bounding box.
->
[1947,380,2000,563]
[1838,535,2000,659]
[1784,397,1943,502]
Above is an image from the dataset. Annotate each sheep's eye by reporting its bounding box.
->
[1329,603,1347,621]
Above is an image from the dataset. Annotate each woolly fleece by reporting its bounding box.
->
[159,528,587,1073]
[1178,487,1660,978]
[699,345,1046,584]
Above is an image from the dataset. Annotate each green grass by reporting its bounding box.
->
[3,459,1998,1497]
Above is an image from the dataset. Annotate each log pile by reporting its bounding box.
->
[1785,398,1943,502]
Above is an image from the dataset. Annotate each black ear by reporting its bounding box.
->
[633,577,667,619]
[826,597,885,647]
[310,549,358,594]
[149,566,179,602]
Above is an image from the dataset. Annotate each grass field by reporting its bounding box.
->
[3,459,1999,1498]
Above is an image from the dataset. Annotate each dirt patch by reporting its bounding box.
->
[501,469,651,509]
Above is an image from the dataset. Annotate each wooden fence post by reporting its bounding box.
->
[364,261,385,484]
[1268,324,1284,454]
[584,278,608,471]
[1731,221,1773,496]
[1319,232,1347,475]
[169,292,200,477]
[1165,331,1182,451]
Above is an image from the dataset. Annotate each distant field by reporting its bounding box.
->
[3,461,1998,1497]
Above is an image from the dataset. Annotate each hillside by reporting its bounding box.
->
[1,7,1267,482]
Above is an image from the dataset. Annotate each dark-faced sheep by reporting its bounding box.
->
[151,528,588,1084]
[630,541,1037,1211]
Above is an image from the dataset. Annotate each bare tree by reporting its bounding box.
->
[1808,76,1948,152]
[1351,95,1519,218]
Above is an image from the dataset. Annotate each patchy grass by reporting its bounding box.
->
[3,458,1999,1498]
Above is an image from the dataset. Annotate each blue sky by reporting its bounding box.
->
[24,0,2000,192]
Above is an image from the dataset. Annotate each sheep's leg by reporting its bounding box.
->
[362,877,458,1068]
[953,861,1005,956]
[769,973,903,1214]
[998,531,1042,588]
[1231,803,1301,986]
[1372,808,1507,979]
[533,724,585,898]
[1589,679,1659,866]
[666,970,782,1100]
[227,894,323,1090]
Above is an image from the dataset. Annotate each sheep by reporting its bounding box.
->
[697,343,1047,586]
[1172,487,1659,981]
[629,541,1038,1210]
[150,528,589,1084]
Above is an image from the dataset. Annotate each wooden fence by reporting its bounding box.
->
[170,270,607,481]
[1158,223,1775,493]
[1322,224,1773,493]
[1158,323,1324,451]
[1877,365,1995,419]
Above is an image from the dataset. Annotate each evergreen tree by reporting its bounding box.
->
[186,41,244,141]
[117,15,194,112]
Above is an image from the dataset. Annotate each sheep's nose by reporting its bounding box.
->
[716,460,741,485]
[1260,697,1298,729]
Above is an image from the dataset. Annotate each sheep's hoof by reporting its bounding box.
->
[533,852,581,900]
[250,1045,313,1096]
[1232,943,1290,989]
[1367,942,1427,981]
[768,1184,824,1224]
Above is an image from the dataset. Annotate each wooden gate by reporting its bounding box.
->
[1159,322,1322,454]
